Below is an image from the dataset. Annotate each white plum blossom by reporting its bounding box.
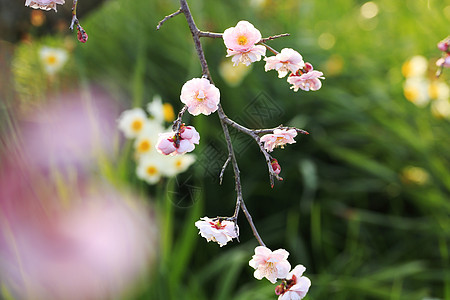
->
[180,78,221,116]
[264,48,305,78]
[223,20,267,66]
[39,46,68,75]
[249,246,291,283]
[25,0,65,12]
[195,217,239,247]
[117,108,148,138]
[260,129,297,152]
[275,265,311,300]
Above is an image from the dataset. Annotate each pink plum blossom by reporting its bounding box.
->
[180,78,220,116]
[264,48,305,78]
[155,125,200,156]
[260,129,297,152]
[275,265,311,300]
[287,62,325,92]
[194,217,238,247]
[249,246,291,283]
[436,55,450,68]
[25,0,65,12]
[438,36,450,52]
[223,20,267,66]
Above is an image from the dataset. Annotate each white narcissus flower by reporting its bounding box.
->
[275,265,311,300]
[194,217,238,247]
[136,154,164,184]
[264,48,305,78]
[402,55,428,78]
[223,20,267,66]
[249,246,291,283]
[117,108,148,139]
[180,78,220,116]
[133,120,163,156]
[260,129,297,152]
[25,0,65,12]
[147,95,175,123]
[39,46,68,75]
[160,154,196,177]
[403,77,430,107]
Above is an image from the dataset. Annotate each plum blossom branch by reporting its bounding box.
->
[69,0,88,43]
[158,1,308,247]
[156,9,182,30]
[177,0,266,247]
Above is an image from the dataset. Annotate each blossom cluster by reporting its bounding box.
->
[249,246,311,300]
[223,20,324,92]
[402,55,450,119]
[118,97,196,184]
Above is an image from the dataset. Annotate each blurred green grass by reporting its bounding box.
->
[5,0,450,299]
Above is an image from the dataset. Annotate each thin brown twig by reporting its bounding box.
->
[156,9,182,30]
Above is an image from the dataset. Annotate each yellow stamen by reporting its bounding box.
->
[237,35,248,45]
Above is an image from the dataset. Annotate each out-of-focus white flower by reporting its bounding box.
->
[39,46,68,75]
[160,154,196,177]
[136,154,164,184]
[194,217,238,247]
[402,55,428,78]
[431,98,450,119]
[180,78,220,116]
[147,95,175,123]
[249,246,291,283]
[25,0,65,12]
[275,265,311,300]
[403,77,430,107]
[117,108,148,138]
[219,59,252,86]
[133,120,163,156]
[264,48,305,78]
[428,81,450,100]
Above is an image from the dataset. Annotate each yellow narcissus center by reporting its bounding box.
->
[46,55,57,65]
[175,159,183,169]
[163,103,175,122]
[131,119,143,132]
[138,140,151,153]
[404,86,419,102]
[428,82,440,99]
[237,35,248,45]
[146,166,157,176]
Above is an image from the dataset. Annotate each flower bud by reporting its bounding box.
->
[271,159,281,175]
